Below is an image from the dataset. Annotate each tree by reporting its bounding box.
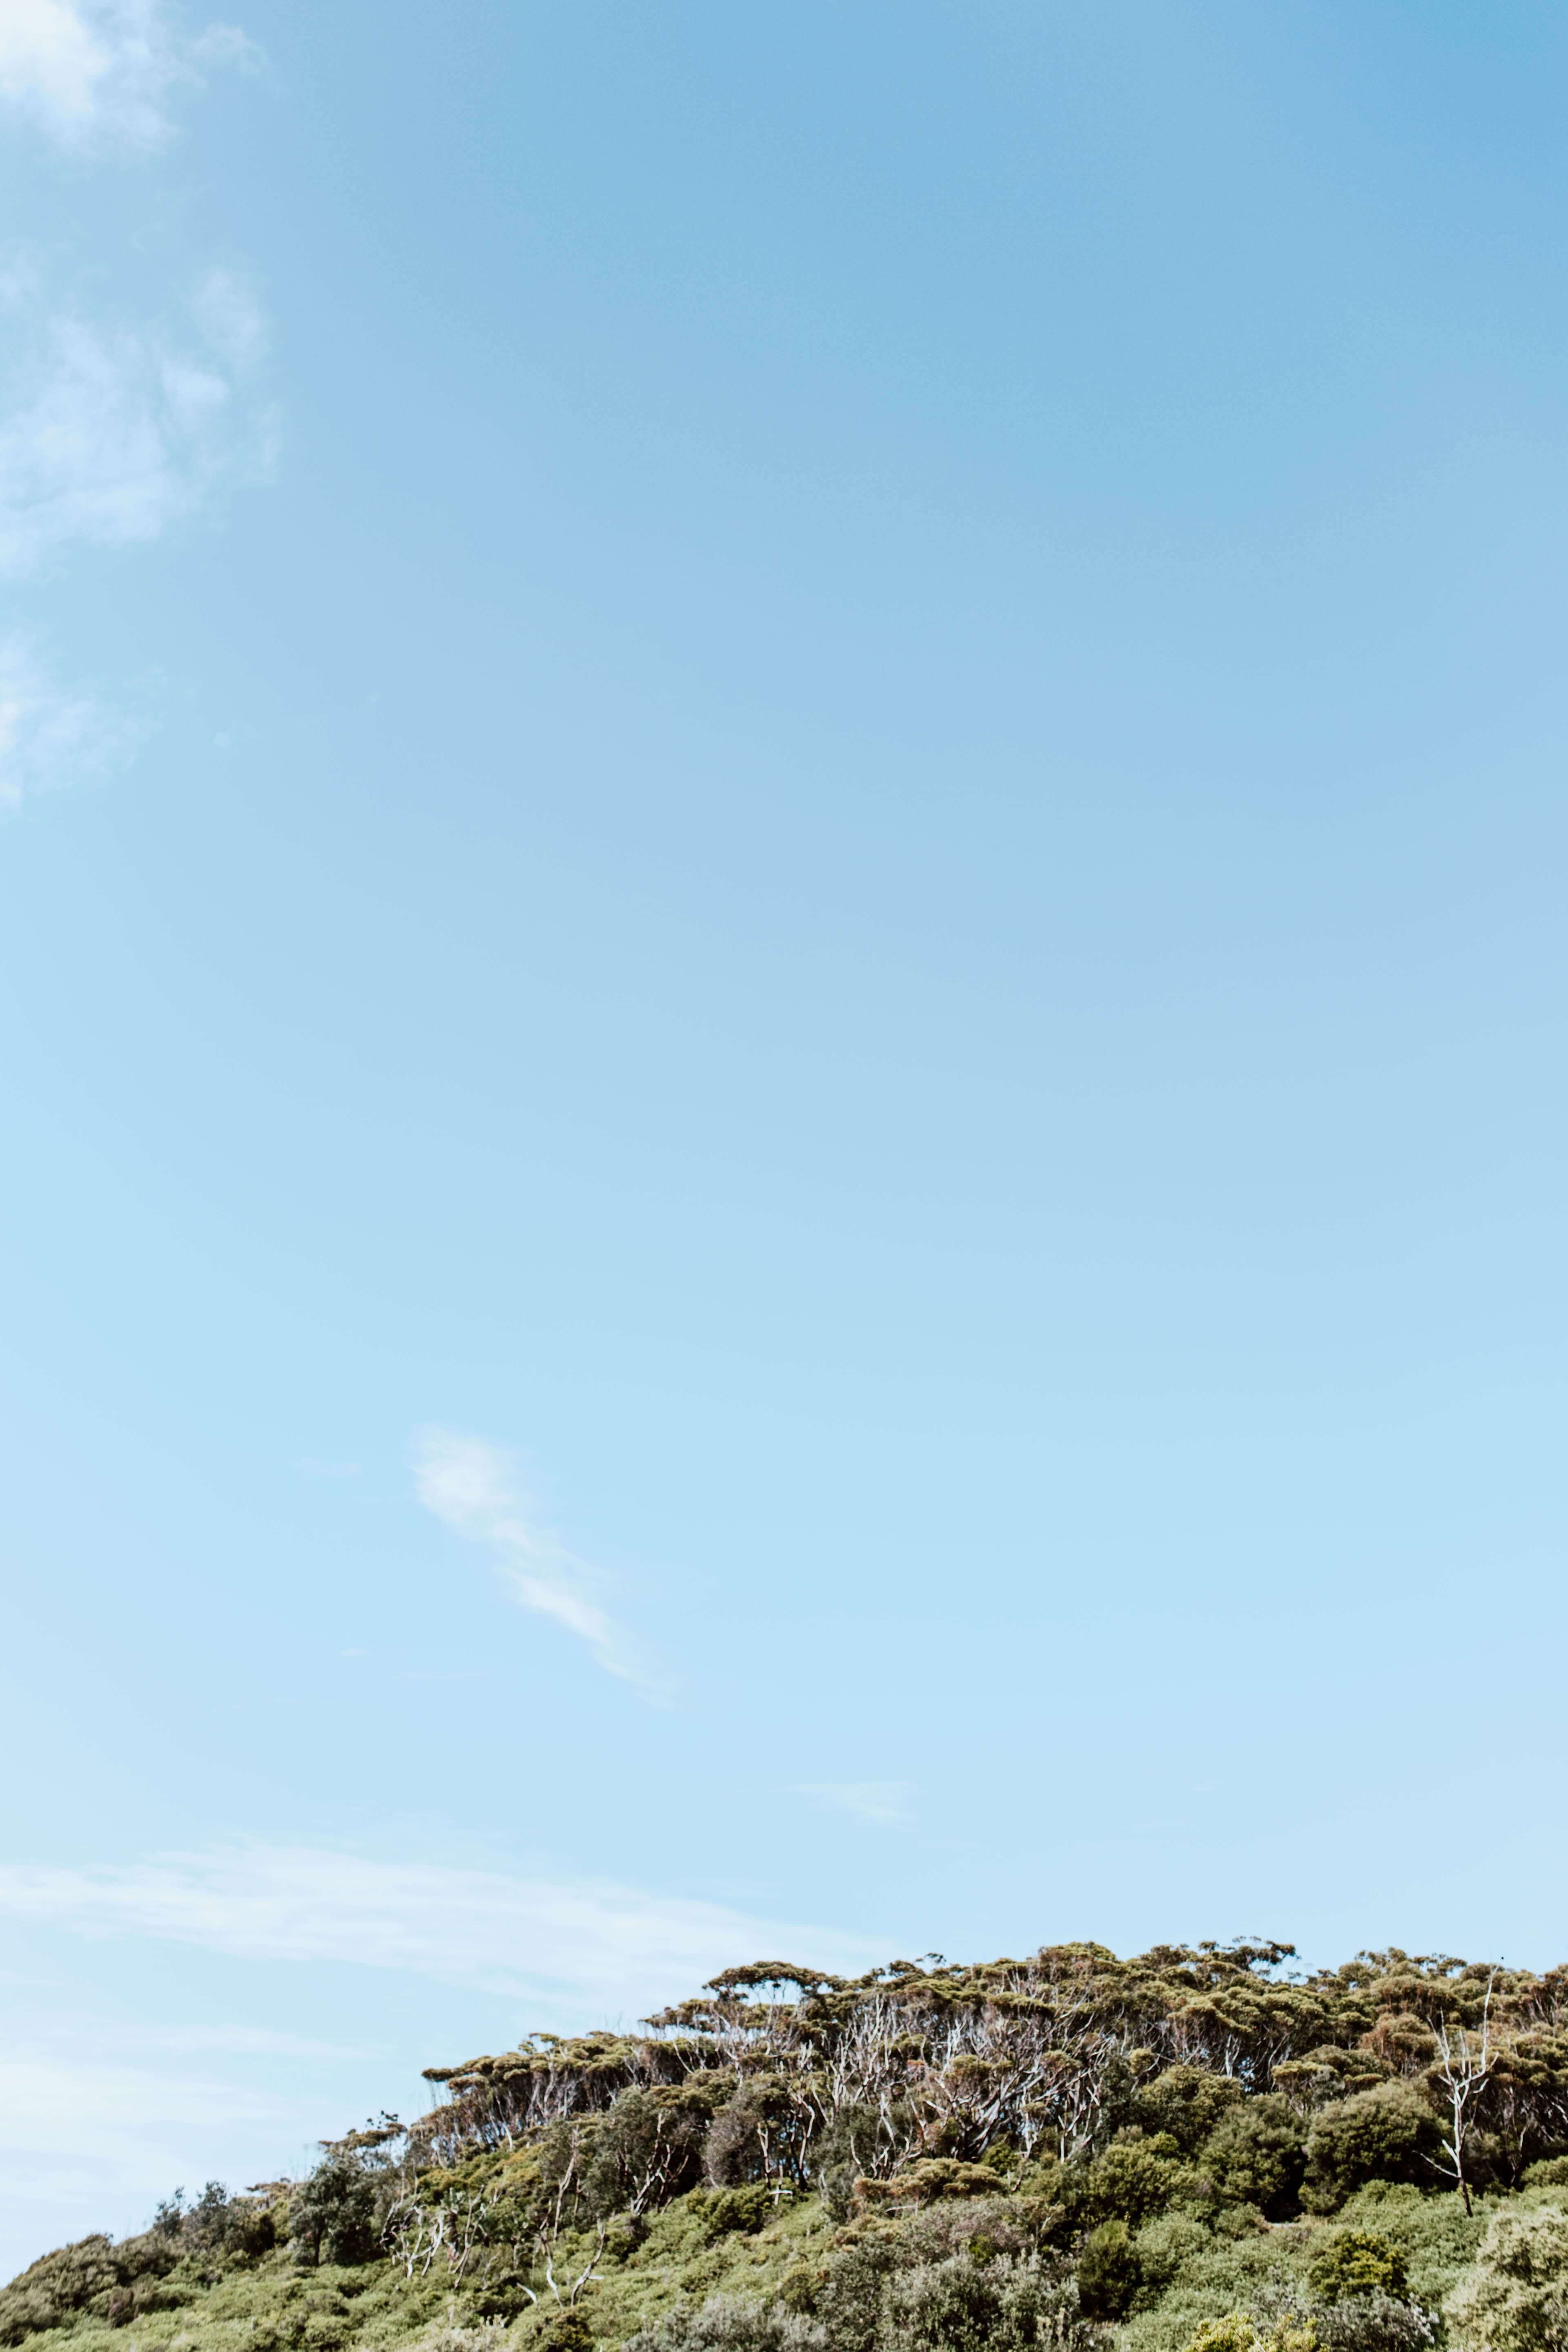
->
[288,2153,382,2267]
[1199,2098,1307,2219]
[1301,2084,1443,2212]
[1428,1975,1497,2214]
[1075,2220,1139,2320]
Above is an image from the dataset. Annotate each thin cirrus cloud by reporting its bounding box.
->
[0,633,140,810]
[0,264,275,807]
[0,0,260,152]
[0,1846,885,2019]
[794,1782,914,1826]
[414,1428,675,1705]
[0,7,272,809]
[0,2013,307,2287]
[0,266,277,578]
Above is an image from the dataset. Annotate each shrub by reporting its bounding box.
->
[535,2315,596,2352]
[858,2163,1012,2211]
[1180,2321,1263,2352]
[414,2325,511,2352]
[1302,2087,1443,2214]
[1200,2101,1307,2221]
[693,2187,773,2240]
[623,2295,827,2352]
[154,2182,276,2265]
[1309,2233,1409,2303]
[1137,2072,1247,2158]
[1131,2215,1211,2297]
[880,2252,1091,2352]
[1077,2222,1140,2321]
[288,2154,383,2267]
[1084,2140,1184,2230]
[812,2107,904,2225]
[1446,2205,1568,2352]
[811,2235,905,2352]
[1312,2293,1437,2352]
[881,2255,1006,2352]
[1176,2315,1315,2352]
[0,2229,184,2345]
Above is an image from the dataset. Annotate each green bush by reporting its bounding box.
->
[1085,2139,1184,2230]
[811,2233,905,2352]
[1077,2221,1140,2320]
[1131,2215,1212,2298]
[623,2294,826,2352]
[289,2156,383,2267]
[1178,2321,1264,2352]
[1308,2232,1409,2303]
[1302,2087,1443,2214]
[880,2252,1089,2352]
[1446,2205,1568,2352]
[1312,2292,1437,2352]
[0,2229,183,2345]
[1136,2072,1247,2158]
[1200,2101,1307,2221]
[695,2188,773,2241]
[810,2107,908,2225]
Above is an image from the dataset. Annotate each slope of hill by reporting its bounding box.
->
[7,1942,1568,2352]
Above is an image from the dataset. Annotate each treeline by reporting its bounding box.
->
[414,1939,1568,2206]
[7,1939,1568,2352]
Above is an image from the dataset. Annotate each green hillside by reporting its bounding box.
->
[8,1943,1568,2352]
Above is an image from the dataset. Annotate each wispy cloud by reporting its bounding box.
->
[0,1846,882,2016]
[794,1782,914,1827]
[0,14,272,819]
[0,2009,339,2288]
[0,634,141,808]
[0,267,277,576]
[0,0,261,152]
[0,1864,881,2281]
[414,1429,674,1704]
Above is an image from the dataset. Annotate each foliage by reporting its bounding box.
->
[1307,2232,1409,2303]
[290,2154,390,2268]
[622,2294,826,2352]
[10,1938,1568,2352]
[1076,2223,1140,2320]
[1302,2088,1445,2214]
[1200,2101,1307,2221]
[1446,2203,1568,2352]
[1136,2075,1247,2158]
[1177,2318,1315,2352]
[880,2252,1091,2352]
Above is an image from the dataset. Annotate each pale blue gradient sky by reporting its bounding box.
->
[3,0,1568,2280]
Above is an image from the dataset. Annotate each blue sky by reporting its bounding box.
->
[4,0,1568,2283]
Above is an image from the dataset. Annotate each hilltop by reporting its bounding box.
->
[6,1941,1568,2352]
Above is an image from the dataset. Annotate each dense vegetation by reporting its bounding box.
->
[10,1942,1568,2352]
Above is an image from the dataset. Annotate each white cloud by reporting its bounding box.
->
[0,0,261,151]
[0,634,141,808]
[0,1846,882,2017]
[0,267,277,575]
[794,1782,914,1826]
[414,1429,674,1704]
